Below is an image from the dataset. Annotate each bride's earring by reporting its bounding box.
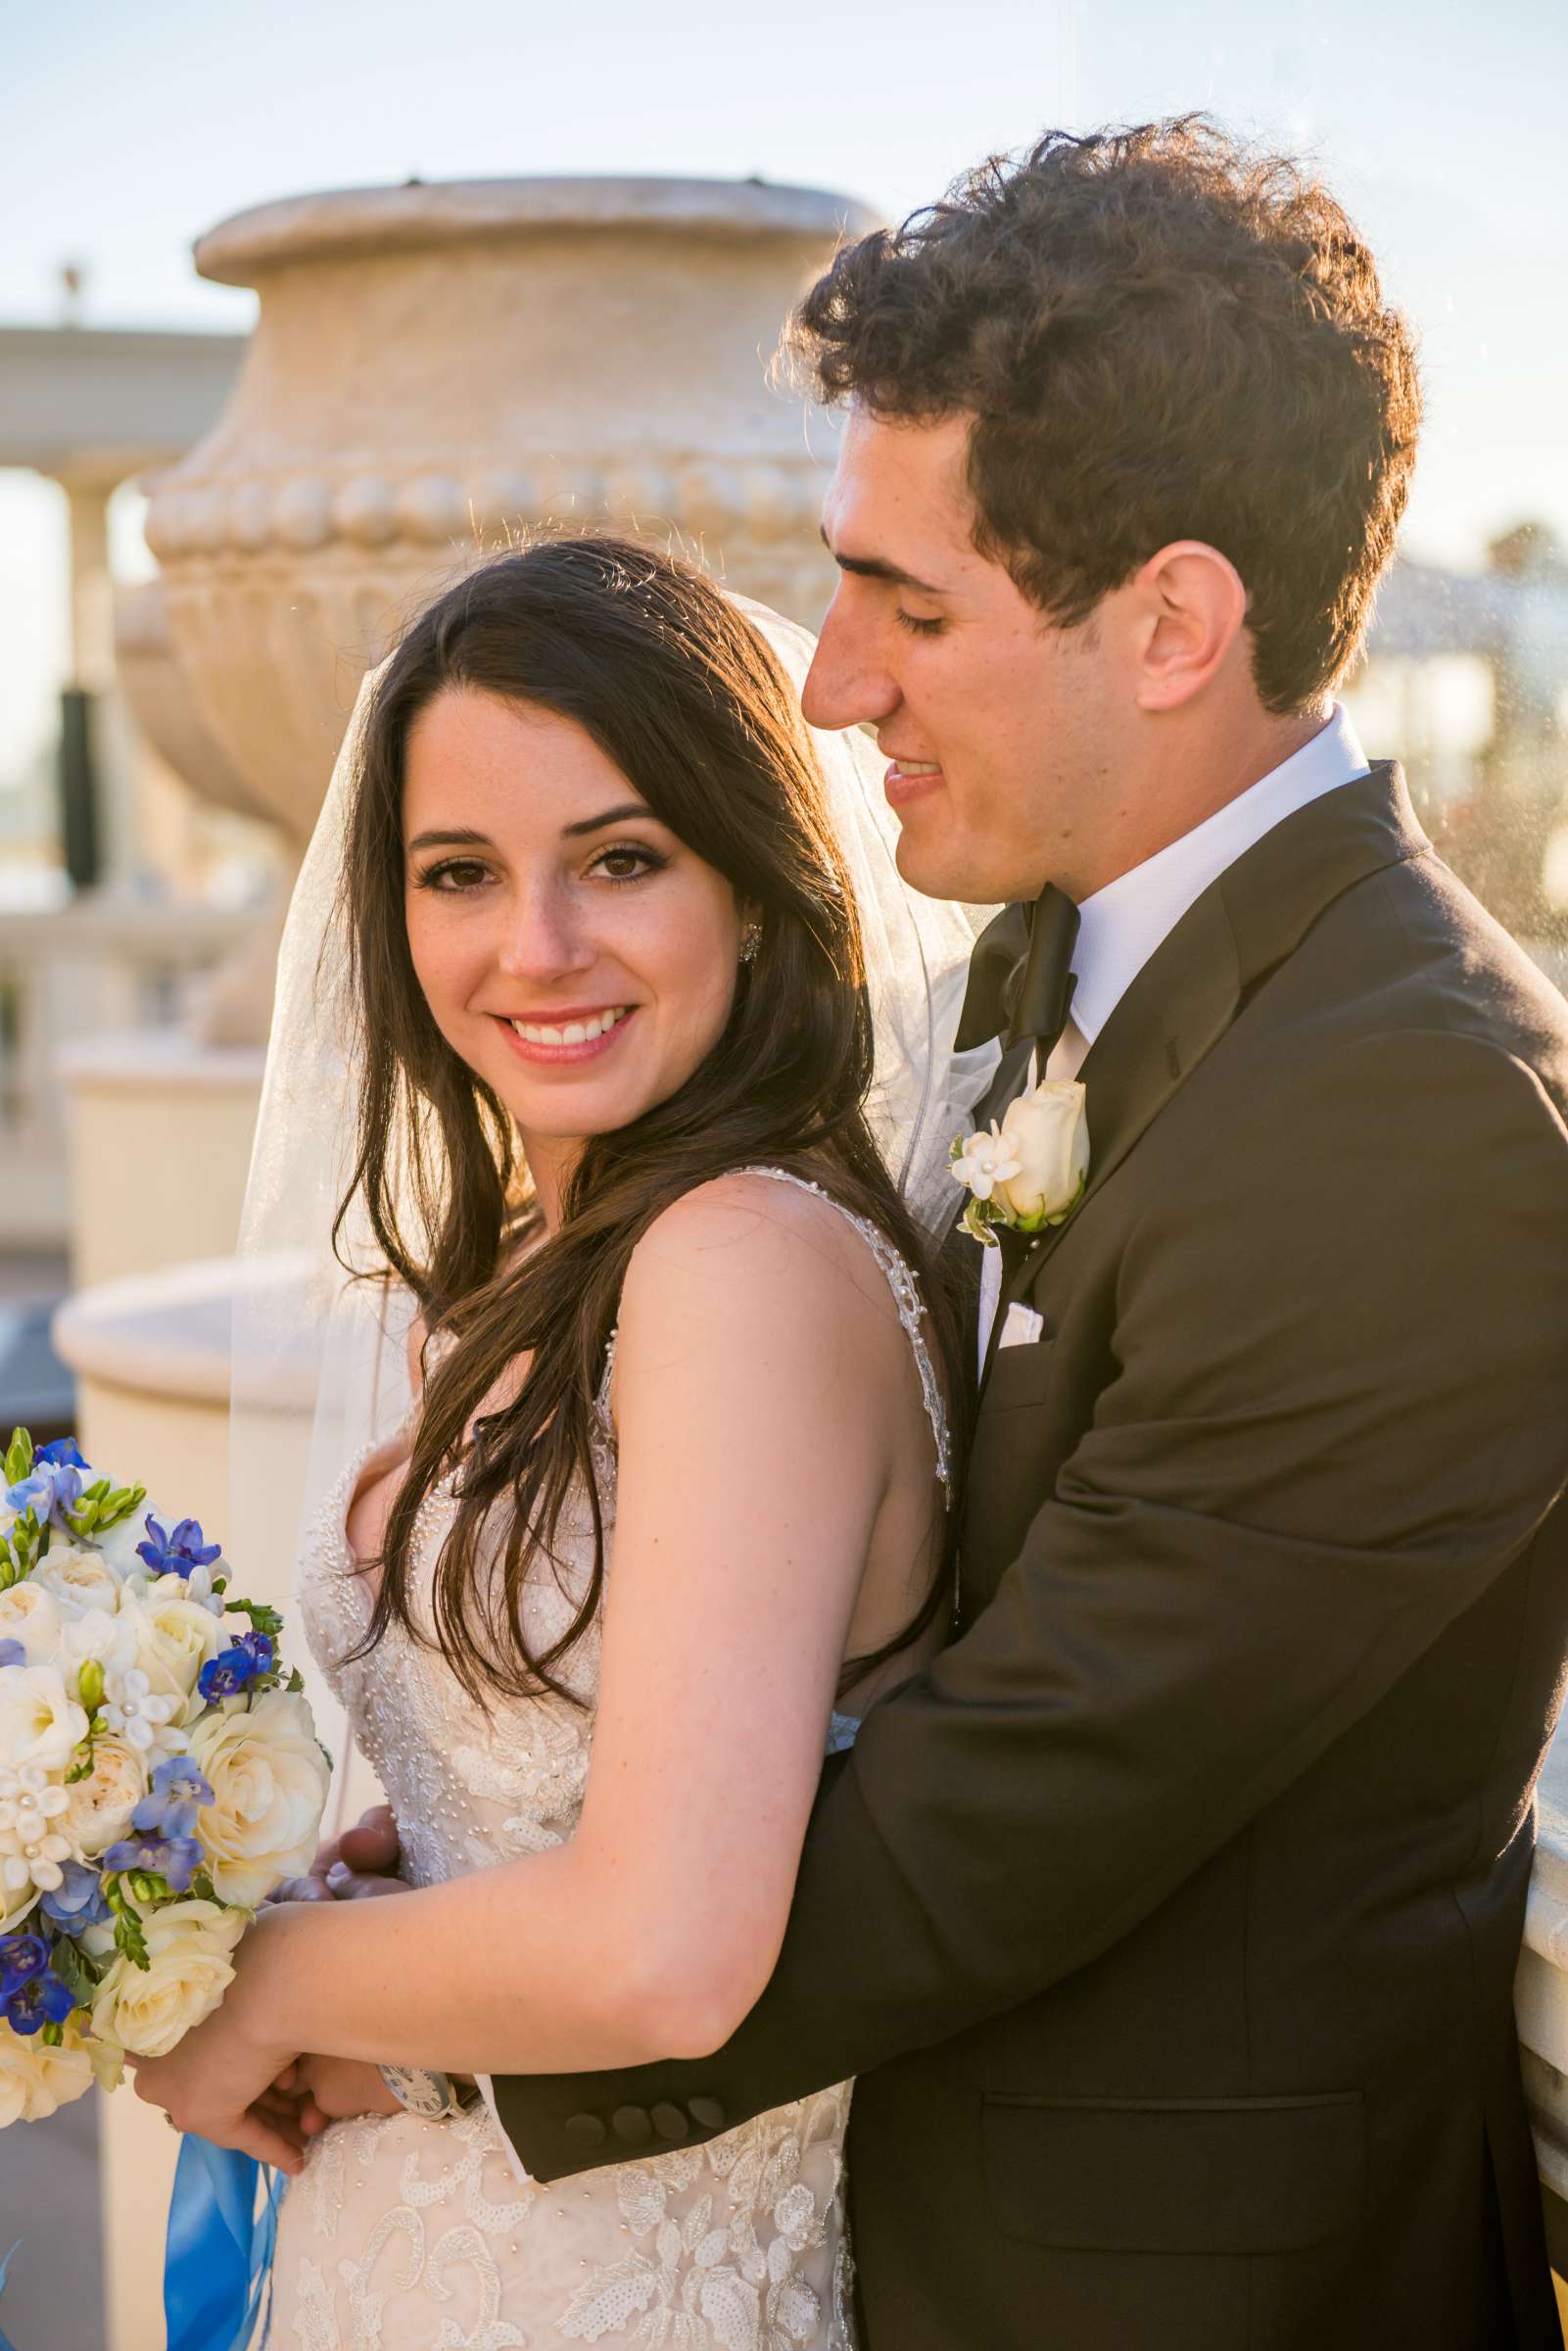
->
[739,920,762,967]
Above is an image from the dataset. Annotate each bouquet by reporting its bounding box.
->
[0,1426,331,2128]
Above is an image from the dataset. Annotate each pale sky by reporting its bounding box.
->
[4,0,1565,776]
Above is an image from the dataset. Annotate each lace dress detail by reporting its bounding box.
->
[268,1169,949,2349]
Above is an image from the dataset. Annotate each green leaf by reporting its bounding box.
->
[52,1939,100,2008]
[110,1895,151,1973]
[223,1597,284,1638]
[285,1666,305,1695]
[2,1428,33,1486]
[64,1722,100,1783]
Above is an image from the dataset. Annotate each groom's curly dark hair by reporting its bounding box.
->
[790,116,1421,714]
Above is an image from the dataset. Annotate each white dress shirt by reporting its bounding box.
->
[976,704,1370,1368]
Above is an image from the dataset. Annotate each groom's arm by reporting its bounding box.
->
[490,1030,1568,2179]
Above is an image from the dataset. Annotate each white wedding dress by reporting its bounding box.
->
[266,1170,952,2351]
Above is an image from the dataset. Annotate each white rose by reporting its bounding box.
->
[0,1874,39,1930]
[91,1895,247,2057]
[0,1579,64,1664]
[189,1688,330,1906]
[0,1664,88,1777]
[998,1080,1090,1226]
[0,2015,94,2125]
[119,1592,225,1724]
[62,1726,150,1857]
[31,1544,124,1618]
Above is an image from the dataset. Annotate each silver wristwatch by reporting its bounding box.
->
[377,2063,483,2120]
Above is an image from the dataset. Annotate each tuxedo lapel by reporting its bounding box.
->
[977,762,1427,1390]
[979,887,1240,1385]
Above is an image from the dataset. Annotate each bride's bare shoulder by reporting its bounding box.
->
[626,1167,901,1319]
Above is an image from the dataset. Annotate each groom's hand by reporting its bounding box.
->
[266,1802,406,1904]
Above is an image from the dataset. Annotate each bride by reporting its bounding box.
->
[125,535,989,2347]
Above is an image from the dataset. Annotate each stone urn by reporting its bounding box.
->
[143,174,879,848]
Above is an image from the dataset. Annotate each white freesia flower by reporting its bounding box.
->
[61,1605,139,1701]
[0,2016,95,2124]
[0,1663,88,1776]
[950,1120,1023,1203]
[190,1687,330,1906]
[0,1578,64,1664]
[84,1511,156,1586]
[62,1726,149,1857]
[997,1080,1090,1225]
[100,1666,180,1754]
[90,1895,247,2057]
[31,1543,124,1618]
[175,1560,226,1616]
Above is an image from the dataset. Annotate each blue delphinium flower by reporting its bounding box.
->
[34,1438,87,1470]
[128,1756,214,1841]
[102,1827,203,1895]
[134,1514,221,1579]
[197,1630,274,1703]
[4,1967,78,2036]
[0,1639,24,1669]
[4,1458,82,1526]
[38,1859,113,1938]
[0,1932,47,2002]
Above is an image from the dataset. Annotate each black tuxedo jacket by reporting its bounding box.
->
[491,766,1568,2350]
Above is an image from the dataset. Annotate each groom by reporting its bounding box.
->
[307,120,1568,2346]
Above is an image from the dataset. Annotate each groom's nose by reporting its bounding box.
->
[800,589,901,733]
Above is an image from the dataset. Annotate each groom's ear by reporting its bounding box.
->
[1127,540,1250,713]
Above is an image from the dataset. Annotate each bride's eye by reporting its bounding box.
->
[591,842,669,886]
[414,858,492,892]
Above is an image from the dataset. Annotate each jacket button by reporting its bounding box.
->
[688,2095,727,2132]
[651,2101,689,2142]
[612,2104,653,2145]
[564,2113,606,2147]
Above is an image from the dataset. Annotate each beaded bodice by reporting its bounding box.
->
[275,1169,949,2351]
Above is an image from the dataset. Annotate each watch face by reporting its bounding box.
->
[381,2065,455,2119]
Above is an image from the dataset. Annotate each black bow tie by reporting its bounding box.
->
[955,884,1080,1055]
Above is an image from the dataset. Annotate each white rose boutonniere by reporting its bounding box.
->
[951,1079,1089,1248]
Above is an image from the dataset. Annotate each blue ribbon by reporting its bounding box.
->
[164,2135,285,2351]
[0,2237,22,2351]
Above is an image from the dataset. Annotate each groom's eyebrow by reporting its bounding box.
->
[820,524,947,599]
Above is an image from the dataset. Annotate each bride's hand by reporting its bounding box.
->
[273,2053,405,2135]
[123,1906,310,2173]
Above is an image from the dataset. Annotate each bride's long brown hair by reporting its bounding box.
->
[333,538,961,1712]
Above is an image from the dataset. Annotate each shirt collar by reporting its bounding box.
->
[1069,703,1370,1048]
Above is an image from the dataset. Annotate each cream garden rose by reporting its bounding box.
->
[62,1725,150,1857]
[30,1543,123,1618]
[0,2015,94,2124]
[90,1895,246,2057]
[0,1578,64,1664]
[121,1589,226,1725]
[997,1080,1089,1224]
[189,1688,330,1905]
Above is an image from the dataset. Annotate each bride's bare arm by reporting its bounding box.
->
[226,1171,915,2077]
